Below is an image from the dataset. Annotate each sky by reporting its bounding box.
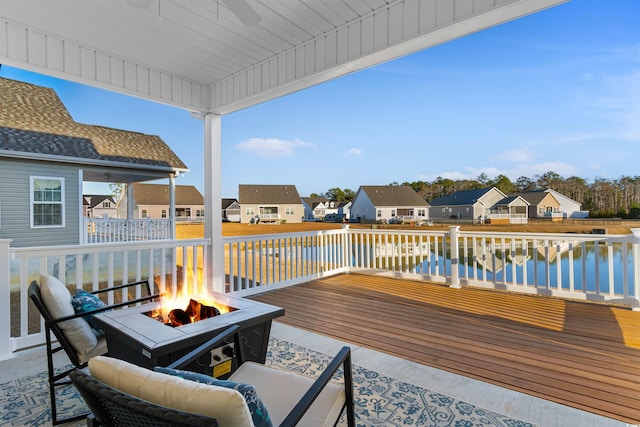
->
[1,0,638,199]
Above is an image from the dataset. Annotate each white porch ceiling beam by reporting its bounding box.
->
[210,0,567,114]
[0,0,566,115]
[0,19,210,111]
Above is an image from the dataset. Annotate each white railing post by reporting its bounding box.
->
[0,239,14,360]
[342,224,350,272]
[631,228,640,311]
[449,226,461,288]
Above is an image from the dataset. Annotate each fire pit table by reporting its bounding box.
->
[93,292,283,375]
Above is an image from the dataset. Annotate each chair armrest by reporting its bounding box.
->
[279,346,354,427]
[50,294,160,325]
[167,324,244,370]
[90,279,152,298]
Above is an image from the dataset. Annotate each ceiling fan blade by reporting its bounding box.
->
[222,0,261,27]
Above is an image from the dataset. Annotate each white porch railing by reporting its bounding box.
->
[84,217,173,244]
[3,227,639,359]
[223,229,350,297]
[3,238,209,356]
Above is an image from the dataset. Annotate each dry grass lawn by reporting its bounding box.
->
[177,219,640,239]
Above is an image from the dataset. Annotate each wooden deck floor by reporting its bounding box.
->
[249,273,640,424]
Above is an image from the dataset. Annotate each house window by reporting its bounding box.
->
[30,177,65,228]
[141,209,148,218]
[161,209,167,218]
[377,210,382,217]
[196,209,204,217]
[391,210,396,217]
[418,209,425,216]
[102,201,111,208]
[246,208,255,216]
[285,207,294,215]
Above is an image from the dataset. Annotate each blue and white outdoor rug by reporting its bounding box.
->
[0,337,534,426]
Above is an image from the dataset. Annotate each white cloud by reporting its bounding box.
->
[492,148,535,163]
[346,148,363,156]
[235,137,314,158]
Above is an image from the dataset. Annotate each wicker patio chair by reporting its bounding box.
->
[70,324,356,427]
[28,276,159,425]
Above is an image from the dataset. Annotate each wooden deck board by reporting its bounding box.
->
[249,273,640,423]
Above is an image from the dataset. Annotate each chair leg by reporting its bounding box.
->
[45,329,89,425]
[343,352,356,427]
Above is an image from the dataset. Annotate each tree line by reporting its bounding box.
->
[313,172,640,218]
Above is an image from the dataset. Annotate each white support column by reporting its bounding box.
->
[127,184,135,219]
[169,174,176,240]
[203,113,224,293]
[78,169,84,244]
[448,226,461,289]
[0,239,14,360]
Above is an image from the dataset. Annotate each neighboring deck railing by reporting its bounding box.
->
[84,217,172,243]
[3,227,639,358]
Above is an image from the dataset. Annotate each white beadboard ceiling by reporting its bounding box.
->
[0,0,566,114]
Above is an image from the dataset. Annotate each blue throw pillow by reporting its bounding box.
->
[155,366,272,427]
[71,289,108,336]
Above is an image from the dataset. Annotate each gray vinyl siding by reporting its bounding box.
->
[0,158,80,247]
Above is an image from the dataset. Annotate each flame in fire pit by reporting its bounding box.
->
[150,291,234,327]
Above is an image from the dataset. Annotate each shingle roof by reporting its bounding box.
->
[84,194,116,208]
[301,196,329,208]
[359,185,429,207]
[429,188,494,206]
[0,77,187,171]
[222,198,238,209]
[132,183,203,205]
[239,184,301,204]
[494,196,529,206]
[511,191,551,205]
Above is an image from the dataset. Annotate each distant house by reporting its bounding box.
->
[117,183,204,222]
[238,184,304,223]
[0,77,187,247]
[83,195,117,218]
[429,187,506,222]
[350,185,429,224]
[545,189,587,218]
[490,195,529,224]
[337,201,352,219]
[222,198,240,222]
[512,191,561,219]
[301,196,329,221]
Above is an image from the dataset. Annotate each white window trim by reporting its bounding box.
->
[30,176,65,228]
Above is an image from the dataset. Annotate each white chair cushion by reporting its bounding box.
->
[230,361,345,427]
[89,356,254,427]
[39,274,98,356]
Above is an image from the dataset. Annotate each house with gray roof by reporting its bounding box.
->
[490,195,529,224]
[0,77,188,247]
[301,196,329,221]
[117,183,204,222]
[511,191,562,220]
[222,198,240,223]
[83,194,117,219]
[350,185,429,224]
[545,189,587,218]
[429,187,506,223]
[238,184,303,223]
